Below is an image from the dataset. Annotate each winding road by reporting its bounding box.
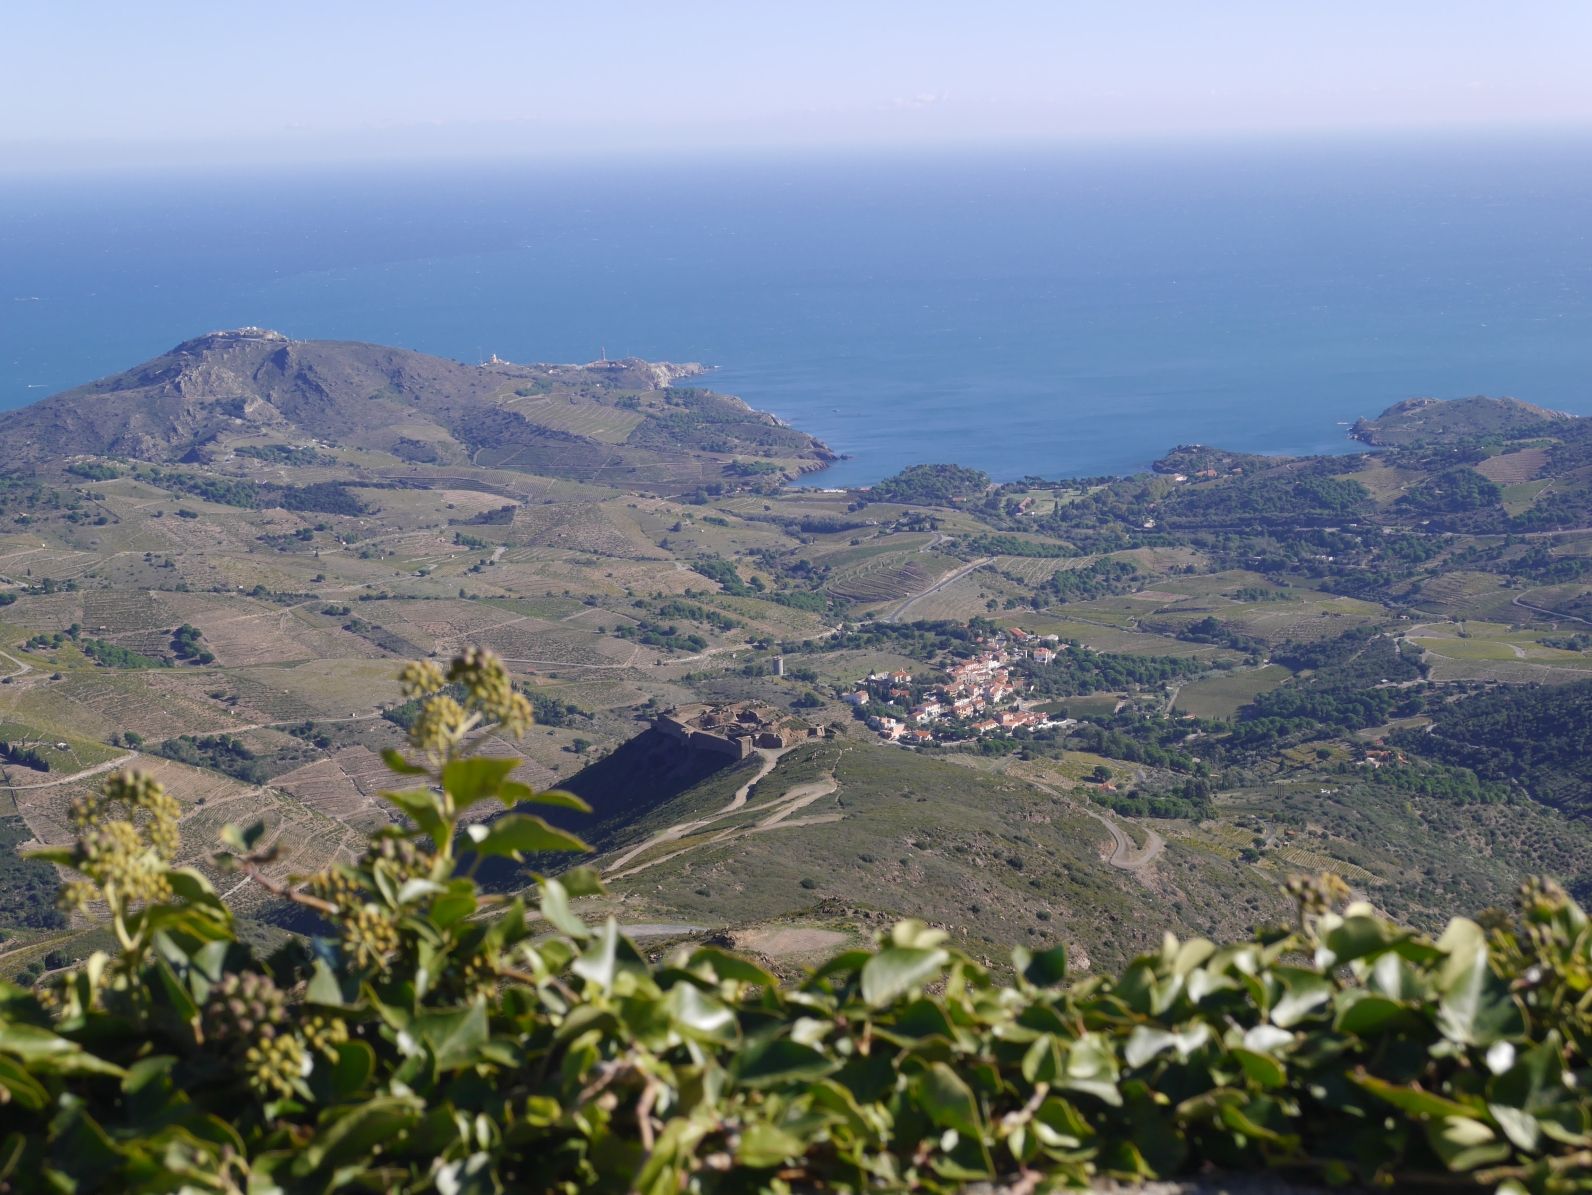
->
[1027,779,1164,872]
[1512,593,1591,626]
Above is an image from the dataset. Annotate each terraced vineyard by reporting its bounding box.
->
[1475,445,1549,484]
[825,551,932,602]
[501,394,649,443]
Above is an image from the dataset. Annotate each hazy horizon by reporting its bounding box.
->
[6,1,1592,174]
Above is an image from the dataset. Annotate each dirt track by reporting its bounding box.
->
[884,557,993,622]
[603,750,842,882]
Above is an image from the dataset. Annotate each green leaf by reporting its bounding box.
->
[735,1122,803,1168]
[0,1023,123,1076]
[149,955,198,1024]
[429,880,478,930]
[381,747,428,775]
[559,865,606,897]
[441,757,521,809]
[1436,939,1525,1046]
[687,945,777,989]
[664,983,736,1041]
[466,813,590,858]
[538,877,592,939]
[860,946,948,1007]
[572,918,621,989]
[913,1062,982,1137]
[217,820,267,853]
[1270,968,1332,1028]
[0,1056,47,1111]
[735,1038,841,1088]
[293,1097,421,1180]
[1318,913,1397,967]
[413,1003,489,1070]
[23,846,76,866]
[380,788,446,841]
[1488,1103,1541,1152]
[1013,942,1068,987]
[499,782,591,812]
[1334,992,1414,1036]
[1123,1024,1209,1068]
[325,1041,376,1100]
[395,877,444,905]
[306,957,361,1008]
[1425,1117,1511,1172]
[1353,1072,1480,1121]
[1232,1048,1286,1089]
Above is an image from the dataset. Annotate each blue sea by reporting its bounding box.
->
[4,134,1591,485]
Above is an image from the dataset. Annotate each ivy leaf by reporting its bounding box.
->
[1270,968,1332,1028]
[1436,941,1524,1046]
[572,918,624,989]
[499,781,591,812]
[292,1097,421,1180]
[429,880,478,930]
[1232,1047,1287,1089]
[1334,992,1415,1036]
[1123,1024,1209,1068]
[1353,1072,1481,1120]
[306,956,361,1009]
[687,946,777,989]
[860,946,948,1007]
[538,877,591,939]
[324,1041,376,1101]
[466,814,590,859]
[0,1056,48,1111]
[0,1024,123,1076]
[1012,943,1068,988]
[665,983,736,1041]
[413,1004,489,1071]
[381,748,427,776]
[735,1122,802,1168]
[1425,1117,1511,1172]
[441,757,521,810]
[217,820,267,853]
[734,1038,840,1088]
[380,788,446,842]
[913,1062,982,1136]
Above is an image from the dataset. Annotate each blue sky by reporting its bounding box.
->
[5,1,1591,169]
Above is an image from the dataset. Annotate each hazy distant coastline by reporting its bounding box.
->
[6,139,1592,484]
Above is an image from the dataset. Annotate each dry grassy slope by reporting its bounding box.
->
[0,330,831,483]
[559,739,1288,973]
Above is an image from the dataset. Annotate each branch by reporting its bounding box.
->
[233,857,339,915]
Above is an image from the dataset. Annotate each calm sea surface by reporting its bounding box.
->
[4,135,1591,484]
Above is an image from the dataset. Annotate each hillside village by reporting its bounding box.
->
[847,626,1075,745]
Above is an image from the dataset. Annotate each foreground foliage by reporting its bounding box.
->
[2,651,1589,1193]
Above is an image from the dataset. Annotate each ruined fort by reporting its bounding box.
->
[653,703,829,760]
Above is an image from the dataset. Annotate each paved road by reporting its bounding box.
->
[885,557,993,623]
[1028,779,1164,872]
[1512,593,1591,626]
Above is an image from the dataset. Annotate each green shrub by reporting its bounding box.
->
[2,649,1590,1192]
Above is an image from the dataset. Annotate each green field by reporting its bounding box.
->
[1171,664,1292,718]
